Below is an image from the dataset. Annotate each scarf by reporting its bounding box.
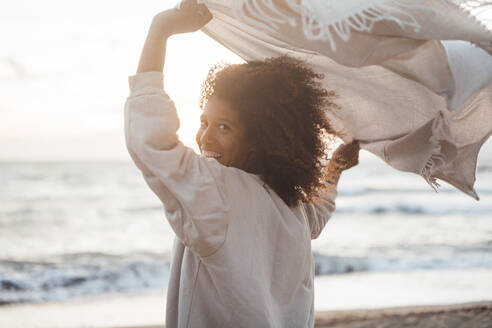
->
[198,0,492,200]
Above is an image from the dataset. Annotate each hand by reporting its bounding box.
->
[331,140,360,171]
[153,0,213,37]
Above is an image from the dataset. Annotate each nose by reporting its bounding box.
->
[198,125,215,148]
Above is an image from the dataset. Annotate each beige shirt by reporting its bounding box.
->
[124,71,337,328]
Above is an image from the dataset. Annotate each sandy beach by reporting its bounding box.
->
[112,302,492,328]
[116,302,492,328]
[314,302,492,328]
[0,293,490,328]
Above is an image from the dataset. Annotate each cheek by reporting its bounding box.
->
[228,136,250,166]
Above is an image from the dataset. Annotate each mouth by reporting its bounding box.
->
[201,149,222,160]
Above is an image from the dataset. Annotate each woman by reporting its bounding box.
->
[124,1,359,327]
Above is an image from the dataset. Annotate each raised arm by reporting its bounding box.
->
[326,140,360,186]
[306,141,360,239]
[125,2,230,258]
[136,0,212,74]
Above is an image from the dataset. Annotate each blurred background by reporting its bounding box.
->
[1,0,491,323]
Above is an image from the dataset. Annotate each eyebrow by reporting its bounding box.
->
[200,114,236,126]
[218,118,235,125]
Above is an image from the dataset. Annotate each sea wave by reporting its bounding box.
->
[313,247,492,275]
[0,253,169,305]
[335,202,492,215]
[2,246,492,305]
[337,187,492,197]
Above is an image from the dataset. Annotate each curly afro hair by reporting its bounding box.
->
[200,55,340,207]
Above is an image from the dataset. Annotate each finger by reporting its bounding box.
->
[179,0,198,11]
[197,4,211,14]
[344,140,360,152]
[197,4,213,21]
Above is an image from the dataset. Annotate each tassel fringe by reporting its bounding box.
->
[230,0,492,51]
[420,111,455,192]
[454,0,492,54]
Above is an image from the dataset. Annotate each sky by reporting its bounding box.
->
[0,0,491,164]
[0,0,242,161]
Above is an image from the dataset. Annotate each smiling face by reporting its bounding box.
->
[196,97,251,170]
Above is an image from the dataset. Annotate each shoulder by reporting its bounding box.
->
[203,156,268,198]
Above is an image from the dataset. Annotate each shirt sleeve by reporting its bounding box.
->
[302,187,337,240]
[124,71,229,257]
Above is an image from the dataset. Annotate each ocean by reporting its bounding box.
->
[1,0,492,312]
[1,159,491,308]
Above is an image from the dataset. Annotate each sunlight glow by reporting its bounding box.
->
[0,0,243,161]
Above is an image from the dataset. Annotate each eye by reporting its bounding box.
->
[218,123,229,131]
[200,120,208,128]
